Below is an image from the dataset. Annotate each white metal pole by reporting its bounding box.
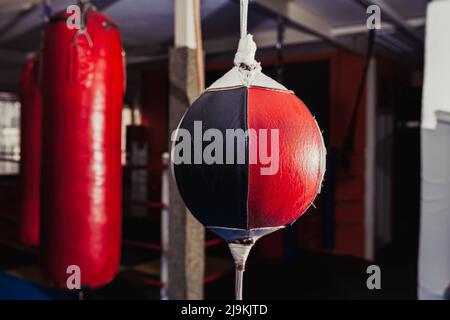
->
[160,152,170,300]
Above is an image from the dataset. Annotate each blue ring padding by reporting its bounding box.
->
[0,271,77,300]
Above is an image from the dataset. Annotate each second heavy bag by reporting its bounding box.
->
[19,54,42,247]
[41,10,125,288]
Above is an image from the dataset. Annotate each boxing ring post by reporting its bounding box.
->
[160,152,170,300]
[167,0,205,299]
[121,154,229,299]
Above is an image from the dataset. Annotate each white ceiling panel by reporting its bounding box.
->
[294,0,368,27]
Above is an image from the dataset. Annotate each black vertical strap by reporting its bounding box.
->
[275,15,297,259]
[78,0,97,31]
[79,0,89,31]
[39,1,53,84]
[341,29,376,169]
[43,1,53,24]
[276,15,286,84]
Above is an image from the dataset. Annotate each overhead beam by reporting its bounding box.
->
[254,0,332,38]
[0,0,41,13]
[204,17,425,55]
[252,0,359,54]
[0,5,44,44]
[205,28,315,55]
[0,0,123,46]
[125,13,424,66]
[357,0,424,45]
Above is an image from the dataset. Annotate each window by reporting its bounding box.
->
[0,93,20,175]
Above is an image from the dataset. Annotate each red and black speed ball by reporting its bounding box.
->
[172,75,326,242]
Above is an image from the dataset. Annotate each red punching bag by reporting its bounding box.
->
[41,8,125,288]
[19,54,42,247]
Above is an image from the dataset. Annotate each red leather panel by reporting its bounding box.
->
[19,55,42,247]
[41,11,124,288]
[247,87,326,229]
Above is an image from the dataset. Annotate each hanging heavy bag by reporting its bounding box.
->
[40,7,125,288]
[19,54,42,247]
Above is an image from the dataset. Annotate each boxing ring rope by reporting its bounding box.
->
[0,152,228,298]
[0,157,20,163]
[123,236,224,251]
[121,152,228,299]
[125,200,167,209]
[1,150,235,300]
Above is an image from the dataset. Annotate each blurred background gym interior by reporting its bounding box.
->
[0,0,449,300]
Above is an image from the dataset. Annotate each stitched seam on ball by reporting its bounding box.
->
[244,87,250,230]
[249,85,293,94]
[292,92,327,214]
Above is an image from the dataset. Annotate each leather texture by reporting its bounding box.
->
[173,85,326,239]
[41,11,124,288]
[19,55,42,247]
[174,88,249,229]
[247,87,326,228]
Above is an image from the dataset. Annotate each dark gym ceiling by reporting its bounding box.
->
[0,0,427,93]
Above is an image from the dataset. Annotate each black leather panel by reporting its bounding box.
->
[173,87,249,229]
